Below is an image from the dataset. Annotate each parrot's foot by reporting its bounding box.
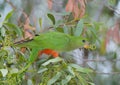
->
[38,49,59,58]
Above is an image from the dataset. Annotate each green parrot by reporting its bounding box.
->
[15,31,92,51]
[14,31,95,62]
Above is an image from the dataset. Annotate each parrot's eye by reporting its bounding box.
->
[82,40,86,43]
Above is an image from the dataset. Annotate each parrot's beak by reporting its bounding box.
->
[84,44,90,49]
[84,44,96,50]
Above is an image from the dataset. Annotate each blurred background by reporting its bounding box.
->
[0,0,120,85]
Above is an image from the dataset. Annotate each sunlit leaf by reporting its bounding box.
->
[0,50,8,57]
[42,57,62,66]
[47,13,55,25]
[88,82,95,85]
[10,68,19,74]
[47,72,62,85]
[1,27,6,36]
[67,66,75,77]
[74,19,84,36]
[27,79,33,85]
[38,68,48,74]
[4,23,23,38]
[61,75,72,85]
[63,25,69,34]
[4,10,14,21]
[69,64,93,73]
[0,69,8,77]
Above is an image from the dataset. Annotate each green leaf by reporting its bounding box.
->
[88,27,100,43]
[39,18,42,29]
[4,23,23,38]
[47,13,55,25]
[67,66,75,77]
[74,19,84,36]
[69,64,93,73]
[10,68,18,74]
[38,68,48,74]
[0,69,8,77]
[27,79,33,85]
[1,27,6,37]
[63,25,69,34]
[77,75,87,85]
[42,57,63,66]
[0,50,8,57]
[88,82,95,85]
[0,14,1,17]
[4,10,14,21]
[61,75,72,85]
[47,72,62,85]
[56,27,64,33]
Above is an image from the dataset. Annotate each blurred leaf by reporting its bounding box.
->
[1,27,6,37]
[10,68,19,74]
[88,82,95,85]
[0,50,8,57]
[47,13,55,25]
[61,75,72,85]
[39,18,42,29]
[77,75,87,85]
[63,25,69,34]
[87,27,100,43]
[74,19,84,36]
[0,14,1,17]
[29,48,39,63]
[56,27,64,33]
[4,10,14,21]
[69,64,93,73]
[38,68,48,74]
[42,57,62,66]
[27,79,33,85]
[47,72,62,85]
[4,23,23,38]
[67,66,75,77]
[0,69,8,77]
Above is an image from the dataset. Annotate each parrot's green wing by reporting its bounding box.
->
[33,32,71,51]
[15,32,71,51]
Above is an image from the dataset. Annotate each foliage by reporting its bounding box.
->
[0,9,98,84]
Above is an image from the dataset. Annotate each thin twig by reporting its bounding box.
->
[83,59,120,62]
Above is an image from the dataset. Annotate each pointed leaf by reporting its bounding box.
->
[63,25,69,34]
[0,69,8,77]
[61,75,72,85]
[38,68,48,73]
[69,64,93,73]
[47,13,55,25]
[47,72,62,85]
[4,23,23,38]
[74,19,84,36]
[1,27,6,37]
[4,10,14,21]
[42,57,62,66]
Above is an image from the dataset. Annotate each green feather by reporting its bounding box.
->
[15,31,88,51]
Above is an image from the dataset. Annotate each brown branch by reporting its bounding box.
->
[5,0,16,10]
[83,59,120,62]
